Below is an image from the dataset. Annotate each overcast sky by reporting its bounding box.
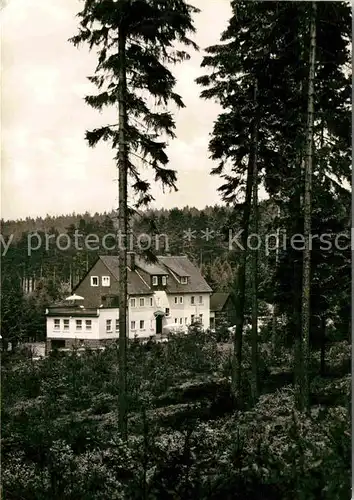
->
[2,0,236,221]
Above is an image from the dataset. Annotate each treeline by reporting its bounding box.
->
[1,201,275,286]
[1,205,222,241]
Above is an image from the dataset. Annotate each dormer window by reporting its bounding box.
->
[181,276,188,284]
[152,276,158,286]
[162,276,167,286]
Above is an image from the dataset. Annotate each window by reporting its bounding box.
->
[181,276,188,284]
[191,296,195,305]
[185,317,188,324]
[199,314,203,321]
[199,295,203,304]
[179,318,183,325]
[139,298,145,307]
[91,276,99,286]
[130,298,136,308]
[115,319,119,331]
[150,298,153,307]
[85,320,92,330]
[179,296,183,304]
[76,320,82,330]
[152,276,158,286]
[191,314,195,323]
[175,318,178,323]
[63,319,69,330]
[162,276,167,286]
[174,296,178,304]
[102,276,110,287]
[54,319,60,329]
[106,319,112,332]
[165,308,170,317]
[140,320,145,330]
[131,320,136,330]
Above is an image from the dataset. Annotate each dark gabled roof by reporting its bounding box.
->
[210,292,231,312]
[74,254,212,297]
[135,257,167,275]
[157,257,191,277]
[99,255,152,295]
[158,256,212,294]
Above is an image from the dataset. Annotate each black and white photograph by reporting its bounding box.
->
[1,1,352,498]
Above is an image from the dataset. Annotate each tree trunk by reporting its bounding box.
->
[293,222,303,401]
[231,100,256,402]
[320,315,326,377]
[299,0,316,412]
[118,28,128,441]
[251,80,259,403]
[348,316,351,343]
[271,204,280,359]
[69,264,73,292]
[293,30,306,404]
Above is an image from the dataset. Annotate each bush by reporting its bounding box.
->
[1,335,350,499]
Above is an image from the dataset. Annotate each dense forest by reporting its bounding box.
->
[1,1,351,498]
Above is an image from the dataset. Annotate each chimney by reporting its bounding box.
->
[127,251,136,271]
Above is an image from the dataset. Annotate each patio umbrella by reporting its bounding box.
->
[65,294,84,301]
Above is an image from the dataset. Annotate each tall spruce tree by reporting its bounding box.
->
[70,0,198,439]
[196,1,288,400]
[197,0,351,406]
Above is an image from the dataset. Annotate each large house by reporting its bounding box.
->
[46,253,212,351]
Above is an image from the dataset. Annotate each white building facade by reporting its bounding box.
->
[46,307,120,351]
